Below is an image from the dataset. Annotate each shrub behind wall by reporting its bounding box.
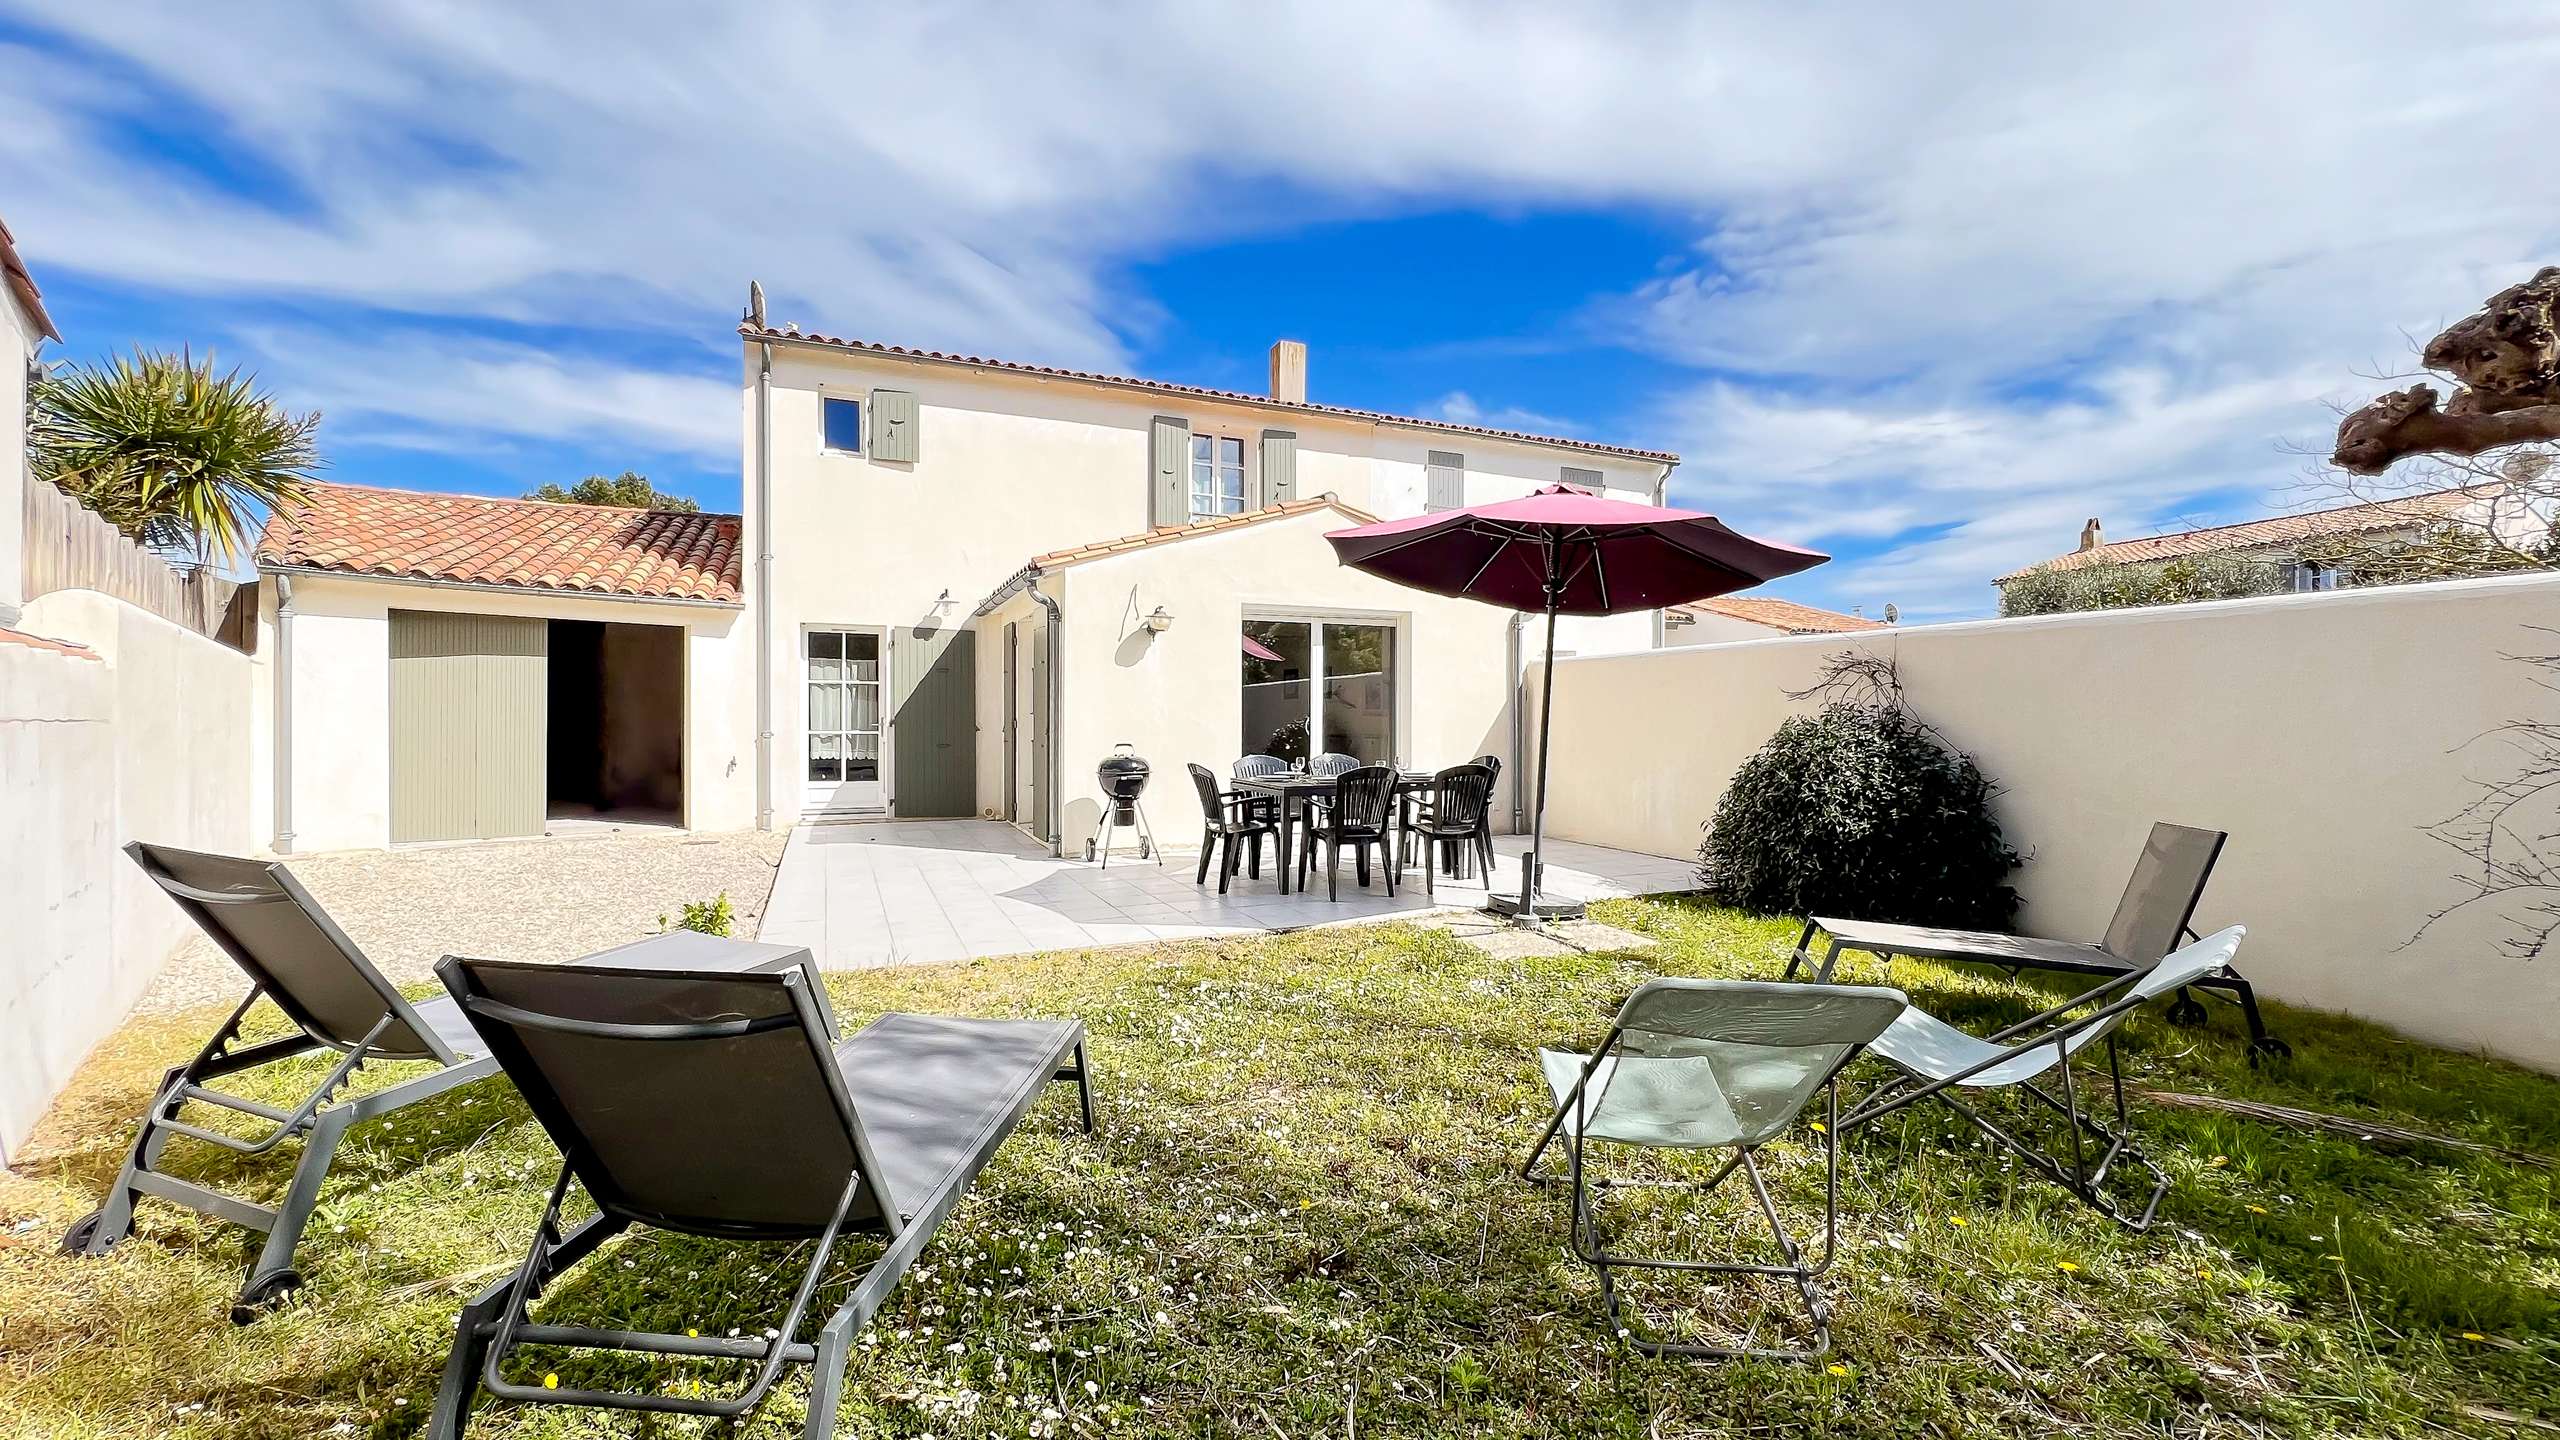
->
[1699,699,2021,930]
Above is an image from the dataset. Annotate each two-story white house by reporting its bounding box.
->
[739,320,1677,855]
[252,311,1678,856]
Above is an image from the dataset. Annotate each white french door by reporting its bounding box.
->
[803,627,886,814]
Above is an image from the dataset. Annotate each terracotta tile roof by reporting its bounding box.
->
[0,626,100,660]
[741,325,1681,465]
[0,215,62,342]
[1029,494,1376,568]
[1996,484,2501,583]
[976,495,1378,616]
[1673,596,1886,634]
[257,481,742,604]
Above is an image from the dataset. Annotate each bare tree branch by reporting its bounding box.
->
[2332,267,2560,474]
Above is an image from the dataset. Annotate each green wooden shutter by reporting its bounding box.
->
[1260,429,1297,506]
[1151,416,1191,527]
[890,624,976,817]
[872,389,920,463]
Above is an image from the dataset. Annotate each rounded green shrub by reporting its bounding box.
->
[1699,700,2021,929]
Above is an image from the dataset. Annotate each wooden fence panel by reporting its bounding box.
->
[20,479,252,653]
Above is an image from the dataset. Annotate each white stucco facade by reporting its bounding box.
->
[743,332,1674,837]
[968,504,1530,855]
[257,572,755,853]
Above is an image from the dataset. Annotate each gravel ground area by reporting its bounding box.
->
[133,828,791,1015]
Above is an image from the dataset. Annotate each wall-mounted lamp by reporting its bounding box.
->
[932,589,954,611]
[1143,605,1174,634]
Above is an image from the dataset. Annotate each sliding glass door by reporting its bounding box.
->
[1241,616,1397,764]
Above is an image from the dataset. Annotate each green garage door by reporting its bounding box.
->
[389,610,548,843]
[891,624,975,818]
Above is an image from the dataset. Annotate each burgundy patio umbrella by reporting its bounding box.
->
[1326,484,1827,921]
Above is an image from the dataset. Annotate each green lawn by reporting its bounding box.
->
[1,900,2553,1438]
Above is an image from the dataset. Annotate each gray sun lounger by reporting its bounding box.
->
[62,843,502,1322]
[424,953,1092,1439]
[1786,822,2287,1061]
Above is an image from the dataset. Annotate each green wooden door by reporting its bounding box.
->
[890,624,976,818]
[389,610,548,843]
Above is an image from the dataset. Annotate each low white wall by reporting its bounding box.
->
[1,590,255,1160]
[1529,572,2560,1071]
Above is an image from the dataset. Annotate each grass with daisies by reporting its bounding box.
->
[0,898,2552,1438]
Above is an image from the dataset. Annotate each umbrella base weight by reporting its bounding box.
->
[1488,894,1587,923]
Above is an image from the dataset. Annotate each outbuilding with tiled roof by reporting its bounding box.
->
[254,482,757,852]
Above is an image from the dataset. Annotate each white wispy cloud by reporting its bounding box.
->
[1,0,2553,609]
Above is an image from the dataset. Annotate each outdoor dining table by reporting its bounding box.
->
[1231,769,1438,896]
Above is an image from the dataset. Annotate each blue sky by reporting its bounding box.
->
[4,3,2554,617]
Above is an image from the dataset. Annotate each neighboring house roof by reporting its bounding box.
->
[257,481,743,605]
[1997,484,2502,583]
[1673,597,1886,634]
[976,494,1378,614]
[741,325,1681,466]
[0,215,62,342]
[0,626,100,661]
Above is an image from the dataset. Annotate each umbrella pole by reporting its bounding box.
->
[1499,538,1582,925]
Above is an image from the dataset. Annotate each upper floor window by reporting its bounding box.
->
[2289,562,2343,592]
[823,397,862,454]
[1426,451,1465,511]
[1191,434,1245,519]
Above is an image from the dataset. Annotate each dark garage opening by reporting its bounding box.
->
[547,618,685,829]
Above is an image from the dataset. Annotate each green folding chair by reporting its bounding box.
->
[1522,978,1908,1360]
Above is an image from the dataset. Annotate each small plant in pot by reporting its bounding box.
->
[1699,653,2021,930]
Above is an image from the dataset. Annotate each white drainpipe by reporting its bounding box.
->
[1651,460,1676,649]
[271,573,295,854]
[753,334,776,830]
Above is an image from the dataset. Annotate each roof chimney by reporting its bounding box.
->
[1269,339,1307,406]
[2079,517,2105,551]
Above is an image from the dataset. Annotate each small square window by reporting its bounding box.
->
[823,397,862,453]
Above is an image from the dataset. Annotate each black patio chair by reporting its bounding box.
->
[1293,751,1364,850]
[1399,763,1496,896]
[1189,763,1279,894]
[1787,822,2286,1061]
[425,954,1093,1438]
[62,842,501,1322]
[1300,764,1399,901]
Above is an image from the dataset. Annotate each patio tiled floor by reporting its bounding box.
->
[756,819,1695,969]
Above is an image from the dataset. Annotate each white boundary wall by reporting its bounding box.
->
[1528,572,2560,1072]
[1,590,254,1160]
